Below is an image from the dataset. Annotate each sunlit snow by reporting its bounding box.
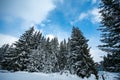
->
[0,71,118,80]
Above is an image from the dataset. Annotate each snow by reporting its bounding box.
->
[98,71,119,80]
[0,70,118,80]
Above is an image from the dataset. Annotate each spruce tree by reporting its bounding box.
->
[51,37,59,72]
[13,27,35,71]
[66,38,71,71]
[58,39,68,71]
[99,0,120,72]
[0,44,16,71]
[42,38,53,73]
[26,31,44,72]
[31,31,42,49]
[70,27,98,79]
[0,44,10,68]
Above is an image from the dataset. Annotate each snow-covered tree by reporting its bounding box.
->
[31,31,43,49]
[50,37,59,72]
[58,39,68,71]
[26,32,44,72]
[69,27,98,79]
[65,38,71,71]
[13,27,35,71]
[99,0,120,72]
[27,49,44,72]
[42,38,53,73]
[102,53,120,72]
[0,44,10,67]
[0,44,16,71]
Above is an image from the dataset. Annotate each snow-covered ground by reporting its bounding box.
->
[0,70,118,80]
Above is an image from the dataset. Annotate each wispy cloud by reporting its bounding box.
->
[0,0,56,29]
[79,13,88,21]
[0,34,18,47]
[72,7,101,25]
[89,8,101,24]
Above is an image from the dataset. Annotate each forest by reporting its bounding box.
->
[0,0,120,80]
[0,27,98,79]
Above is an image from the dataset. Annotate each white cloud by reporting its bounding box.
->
[89,8,101,24]
[46,34,55,40]
[75,7,101,24]
[70,12,88,25]
[1,0,56,29]
[0,34,18,47]
[79,13,88,21]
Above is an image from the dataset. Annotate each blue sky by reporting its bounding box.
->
[0,0,105,62]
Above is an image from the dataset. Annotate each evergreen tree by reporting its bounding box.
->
[103,53,120,72]
[58,39,68,71]
[0,44,10,68]
[51,37,59,72]
[0,44,16,70]
[26,32,44,72]
[99,0,120,72]
[13,27,35,71]
[70,27,98,79]
[66,38,71,71]
[42,38,53,73]
[31,31,42,49]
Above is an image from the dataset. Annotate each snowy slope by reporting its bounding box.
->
[0,71,118,80]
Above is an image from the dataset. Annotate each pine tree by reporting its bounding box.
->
[58,39,67,71]
[13,27,35,71]
[58,39,68,71]
[66,38,71,71]
[51,37,59,72]
[26,31,44,72]
[103,53,120,72]
[70,27,98,79]
[0,44,9,68]
[42,38,53,73]
[99,0,120,72]
[31,31,42,49]
[27,48,44,72]
[0,44,16,71]
[0,44,10,69]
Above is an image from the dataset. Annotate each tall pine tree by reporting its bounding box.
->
[0,44,16,71]
[26,31,44,72]
[13,27,35,71]
[70,27,98,79]
[99,0,120,72]
[51,37,59,72]
[58,39,68,71]
[42,38,54,73]
[0,44,10,69]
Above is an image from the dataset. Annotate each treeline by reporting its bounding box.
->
[0,27,98,79]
